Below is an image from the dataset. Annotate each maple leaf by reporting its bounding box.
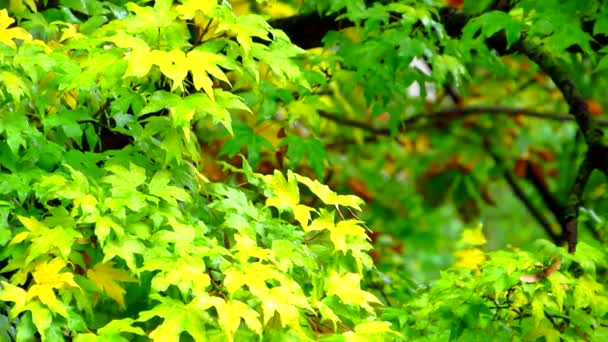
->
[217,14,271,55]
[259,285,311,329]
[147,255,211,296]
[151,49,189,91]
[331,219,367,253]
[27,258,79,317]
[326,272,381,312]
[263,170,300,208]
[216,299,263,340]
[138,298,211,342]
[104,32,152,78]
[148,170,191,204]
[187,48,234,101]
[0,281,27,316]
[458,224,487,246]
[296,174,364,210]
[175,0,216,20]
[102,162,147,190]
[87,261,137,309]
[454,248,487,270]
[0,9,32,49]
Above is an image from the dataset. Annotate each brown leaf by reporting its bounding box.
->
[528,161,547,187]
[446,0,463,7]
[533,147,556,162]
[347,178,374,202]
[480,184,496,206]
[547,168,559,178]
[514,158,528,177]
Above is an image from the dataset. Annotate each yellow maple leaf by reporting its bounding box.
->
[27,258,79,317]
[175,0,216,20]
[151,49,189,91]
[331,219,366,252]
[459,223,487,246]
[295,174,363,210]
[87,261,137,309]
[187,49,232,101]
[264,170,300,208]
[454,248,487,270]
[0,9,32,49]
[326,272,381,312]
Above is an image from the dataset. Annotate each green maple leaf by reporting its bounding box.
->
[0,109,29,153]
[147,256,210,296]
[140,90,246,135]
[462,11,523,48]
[102,236,145,271]
[137,298,210,342]
[94,318,146,339]
[220,124,273,166]
[148,170,191,204]
[217,14,271,55]
[102,163,147,190]
[124,0,177,33]
[280,136,326,178]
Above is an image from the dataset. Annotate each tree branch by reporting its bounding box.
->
[517,41,603,148]
[524,162,566,232]
[484,141,562,244]
[563,156,594,253]
[319,105,607,137]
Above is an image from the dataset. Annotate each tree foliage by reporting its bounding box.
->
[0,0,607,341]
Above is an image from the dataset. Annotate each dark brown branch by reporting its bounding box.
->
[270,12,344,49]
[319,105,607,137]
[525,163,566,231]
[484,141,562,244]
[517,41,603,148]
[563,156,594,253]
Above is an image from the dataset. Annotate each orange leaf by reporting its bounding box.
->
[585,99,603,116]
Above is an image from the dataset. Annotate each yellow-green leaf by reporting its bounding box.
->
[264,170,300,209]
[0,281,27,316]
[87,261,137,309]
[296,174,363,210]
[459,223,487,246]
[326,272,381,312]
